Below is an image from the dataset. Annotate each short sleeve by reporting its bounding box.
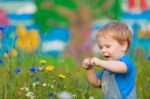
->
[118,56,133,74]
[124,60,132,74]
[96,69,104,80]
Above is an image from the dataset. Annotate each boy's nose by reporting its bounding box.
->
[100,48,105,54]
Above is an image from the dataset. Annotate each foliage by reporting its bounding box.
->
[16,25,40,53]
[0,53,101,99]
[134,56,150,98]
[33,0,122,32]
[0,51,149,98]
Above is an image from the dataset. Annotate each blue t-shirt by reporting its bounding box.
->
[96,55,136,99]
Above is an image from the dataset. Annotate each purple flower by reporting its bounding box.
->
[82,85,89,90]
[48,92,53,97]
[0,59,3,64]
[147,56,150,61]
[83,43,91,49]
[34,76,40,81]
[5,50,10,54]
[15,67,21,73]
[0,26,6,31]
[30,67,39,73]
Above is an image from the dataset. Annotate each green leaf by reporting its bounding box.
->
[33,9,69,32]
[54,0,78,11]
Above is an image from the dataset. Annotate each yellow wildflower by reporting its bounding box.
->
[28,30,39,46]
[10,49,17,57]
[4,53,9,59]
[58,74,66,79]
[39,66,45,71]
[16,25,39,53]
[45,65,54,71]
[16,25,27,38]
[18,90,24,97]
[39,60,47,65]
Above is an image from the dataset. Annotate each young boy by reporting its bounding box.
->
[82,21,136,99]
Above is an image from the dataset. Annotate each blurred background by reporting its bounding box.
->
[0,0,150,99]
[0,0,150,62]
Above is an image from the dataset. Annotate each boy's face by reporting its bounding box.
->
[97,37,126,60]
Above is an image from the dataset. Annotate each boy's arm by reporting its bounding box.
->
[90,57,127,73]
[82,58,101,87]
[86,69,101,87]
[99,60,127,73]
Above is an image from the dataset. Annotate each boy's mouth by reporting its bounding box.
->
[104,56,111,60]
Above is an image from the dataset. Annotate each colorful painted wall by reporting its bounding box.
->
[0,0,149,58]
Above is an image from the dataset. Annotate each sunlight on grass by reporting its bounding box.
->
[0,52,149,98]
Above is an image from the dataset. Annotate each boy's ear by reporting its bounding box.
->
[121,41,128,52]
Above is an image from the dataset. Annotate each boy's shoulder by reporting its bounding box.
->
[118,55,135,73]
[118,55,133,63]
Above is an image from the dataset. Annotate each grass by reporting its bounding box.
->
[0,53,101,99]
[0,52,149,99]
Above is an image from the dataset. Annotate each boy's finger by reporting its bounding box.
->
[89,58,94,65]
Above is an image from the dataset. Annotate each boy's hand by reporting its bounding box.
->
[82,58,93,70]
[89,57,101,66]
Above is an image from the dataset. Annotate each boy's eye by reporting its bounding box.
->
[98,45,102,49]
[99,46,103,49]
[105,45,110,48]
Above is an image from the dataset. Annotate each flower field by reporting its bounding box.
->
[0,51,150,99]
[0,52,101,99]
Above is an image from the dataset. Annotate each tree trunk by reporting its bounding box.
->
[63,5,93,64]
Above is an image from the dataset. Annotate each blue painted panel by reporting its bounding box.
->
[41,28,70,42]
[122,10,150,20]
[7,14,32,20]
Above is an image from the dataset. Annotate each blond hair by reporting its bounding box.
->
[96,21,132,51]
